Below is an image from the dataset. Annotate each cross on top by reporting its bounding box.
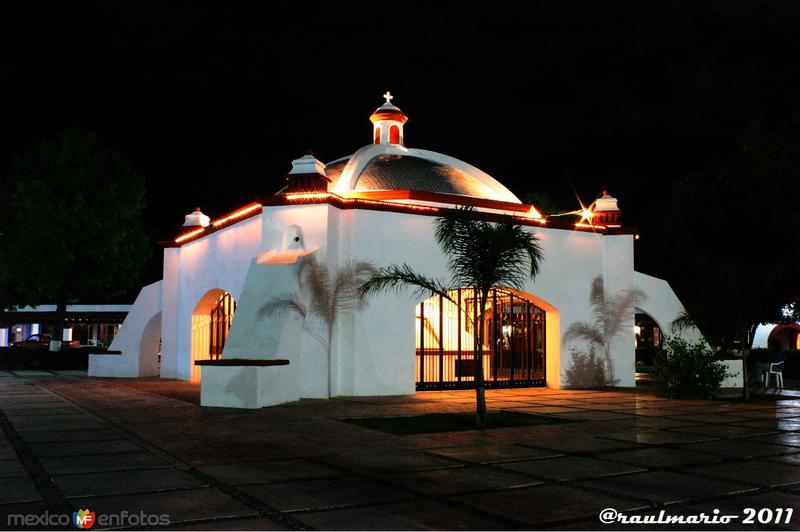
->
[383,91,393,104]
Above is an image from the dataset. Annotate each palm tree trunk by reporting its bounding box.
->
[604,345,615,387]
[474,288,488,427]
[326,326,334,398]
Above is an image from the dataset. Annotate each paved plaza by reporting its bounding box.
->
[0,372,799,530]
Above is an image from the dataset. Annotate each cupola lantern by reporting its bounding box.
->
[369,91,408,146]
[591,190,623,227]
[183,207,210,227]
[284,150,330,193]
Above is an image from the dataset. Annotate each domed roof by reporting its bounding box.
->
[327,143,521,203]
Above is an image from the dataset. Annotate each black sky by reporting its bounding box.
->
[2,1,799,287]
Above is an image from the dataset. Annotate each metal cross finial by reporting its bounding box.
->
[383,91,393,104]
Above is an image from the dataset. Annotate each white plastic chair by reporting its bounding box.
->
[765,361,784,389]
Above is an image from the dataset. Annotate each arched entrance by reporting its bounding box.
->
[415,288,546,390]
[138,312,162,377]
[190,289,237,382]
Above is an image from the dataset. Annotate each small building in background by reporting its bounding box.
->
[0,305,130,347]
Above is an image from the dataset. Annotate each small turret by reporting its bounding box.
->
[284,150,330,193]
[591,191,622,227]
[183,207,210,227]
[369,91,408,146]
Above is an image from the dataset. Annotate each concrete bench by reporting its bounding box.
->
[194,358,289,367]
[195,358,294,409]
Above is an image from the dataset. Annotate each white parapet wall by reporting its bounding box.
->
[89,281,163,378]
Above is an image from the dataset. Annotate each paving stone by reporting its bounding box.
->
[599,430,717,445]
[0,447,19,461]
[197,459,343,485]
[17,428,120,443]
[680,439,800,459]
[28,439,142,458]
[452,484,642,527]
[578,470,755,504]
[55,468,208,497]
[69,487,256,524]
[39,451,171,475]
[734,419,800,431]
[550,410,636,421]
[534,437,640,453]
[383,465,540,495]
[296,499,507,530]
[683,460,800,488]
[427,444,561,464]
[668,424,779,438]
[0,476,41,504]
[767,453,800,467]
[9,419,106,432]
[3,407,79,417]
[0,461,26,479]
[169,517,289,530]
[498,455,645,481]
[320,450,458,474]
[0,501,52,530]
[599,447,723,467]
[241,476,410,511]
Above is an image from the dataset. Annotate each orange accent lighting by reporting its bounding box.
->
[284,192,333,201]
[575,222,607,230]
[212,203,262,227]
[175,227,205,243]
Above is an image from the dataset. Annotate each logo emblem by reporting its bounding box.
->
[73,509,95,529]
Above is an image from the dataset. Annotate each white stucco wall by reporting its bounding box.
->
[632,271,701,342]
[88,281,162,377]
[100,200,656,407]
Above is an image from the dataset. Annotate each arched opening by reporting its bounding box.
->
[634,309,664,376]
[389,124,400,144]
[768,323,800,351]
[374,127,381,144]
[138,312,162,377]
[415,287,546,389]
[190,289,237,382]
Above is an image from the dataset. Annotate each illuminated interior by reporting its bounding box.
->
[416,288,546,389]
[190,290,236,382]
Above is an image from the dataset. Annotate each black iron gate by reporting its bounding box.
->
[416,288,546,390]
[209,293,236,359]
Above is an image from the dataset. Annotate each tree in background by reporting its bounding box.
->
[662,120,800,399]
[6,128,150,349]
[360,207,543,427]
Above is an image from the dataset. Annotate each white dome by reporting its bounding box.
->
[327,143,520,203]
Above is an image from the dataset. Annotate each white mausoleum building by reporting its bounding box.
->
[90,93,696,408]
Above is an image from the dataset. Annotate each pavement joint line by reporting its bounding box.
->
[0,405,73,515]
[31,376,314,531]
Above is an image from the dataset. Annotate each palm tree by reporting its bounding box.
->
[563,276,646,386]
[261,254,375,398]
[360,207,544,427]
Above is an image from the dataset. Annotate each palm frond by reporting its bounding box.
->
[260,293,307,321]
[604,287,647,341]
[671,311,696,333]
[563,321,604,346]
[359,264,454,303]
[297,254,333,324]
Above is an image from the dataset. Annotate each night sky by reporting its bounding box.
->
[3,1,799,288]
